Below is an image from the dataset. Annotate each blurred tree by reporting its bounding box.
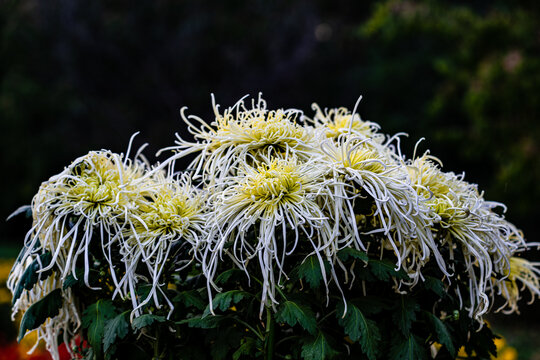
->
[359,0,540,242]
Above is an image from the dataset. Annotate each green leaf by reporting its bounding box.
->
[336,302,380,360]
[63,269,85,290]
[389,334,427,360]
[369,259,408,281]
[18,288,63,341]
[233,337,256,360]
[424,277,445,297]
[177,315,226,329]
[424,312,455,357]
[301,332,338,360]
[103,312,129,352]
[12,252,54,304]
[297,256,326,288]
[392,297,419,335]
[82,300,116,353]
[337,248,369,262]
[174,290,206,310]
[204,290,249,316]
[275,300,317,335]
[131,314,166,330]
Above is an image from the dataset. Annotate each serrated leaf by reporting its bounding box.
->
[424,312,455,357]
[390,334,427,360]
[392,297,419,335]
[177,315,226,329]
[233,337,256,360]
[103,312,129,352]
[424,277,445,297]
[369,259,408,281]
[301,332,338,360]
[337,248,369,262]
[18,288,63,341]
[275,300,317,335]
[336,302,380,360]
[174,290,206,310]
[131,314,166,330]
[82,300,116,352]
[13,252,54,304]
[204,290,249,316]
[297,256,326,288]
[63,269,84,290]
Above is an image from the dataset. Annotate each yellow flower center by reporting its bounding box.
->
[241,160,303,204]
[326,114,374,138]
[213,110,308,151]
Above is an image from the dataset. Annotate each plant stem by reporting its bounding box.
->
[153,328,160,360]
[231,316,265,341]
[264,307,275,360]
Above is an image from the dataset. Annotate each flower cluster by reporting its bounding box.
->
[9,94,540,359]
[9,148,206,358]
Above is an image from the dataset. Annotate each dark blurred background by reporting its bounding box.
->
[0,0,539,357]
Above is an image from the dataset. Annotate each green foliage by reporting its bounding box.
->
[301,332,338,360]
[296,255,326,288]
[393,297,419,335]
[62,269,85,290]
[389,334,427,360]
[131,314,166,330]
[424,276,445,297]
[204,290,249,315]
[336,302,380,360]
[103,312,129,352]
[18,288,62,341]
[424,311,455,357]
[369,259,408,281]
[275,300,317,335]
[174,289,206,310]
[337,248,369,262]
[12,252,53,304]
[178,315,226,329]
[82,300,116,354]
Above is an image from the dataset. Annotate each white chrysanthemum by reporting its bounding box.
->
[158,94,316,183]
[310,103,383,142]
[119,172,207,316]
[321,138,446,284]
[202,155,335,312]
[495,257,540,314]
[18,150,148,292]
[408,154,525,318]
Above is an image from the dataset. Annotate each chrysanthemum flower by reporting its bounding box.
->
[16,150,148,292]
[320,138,445,284]
[119,172,207,315]
[310,103,383,142]
[408,154,525,318]
[202,154,334,311]
[158,94,316,183]
[495,256,540,314]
